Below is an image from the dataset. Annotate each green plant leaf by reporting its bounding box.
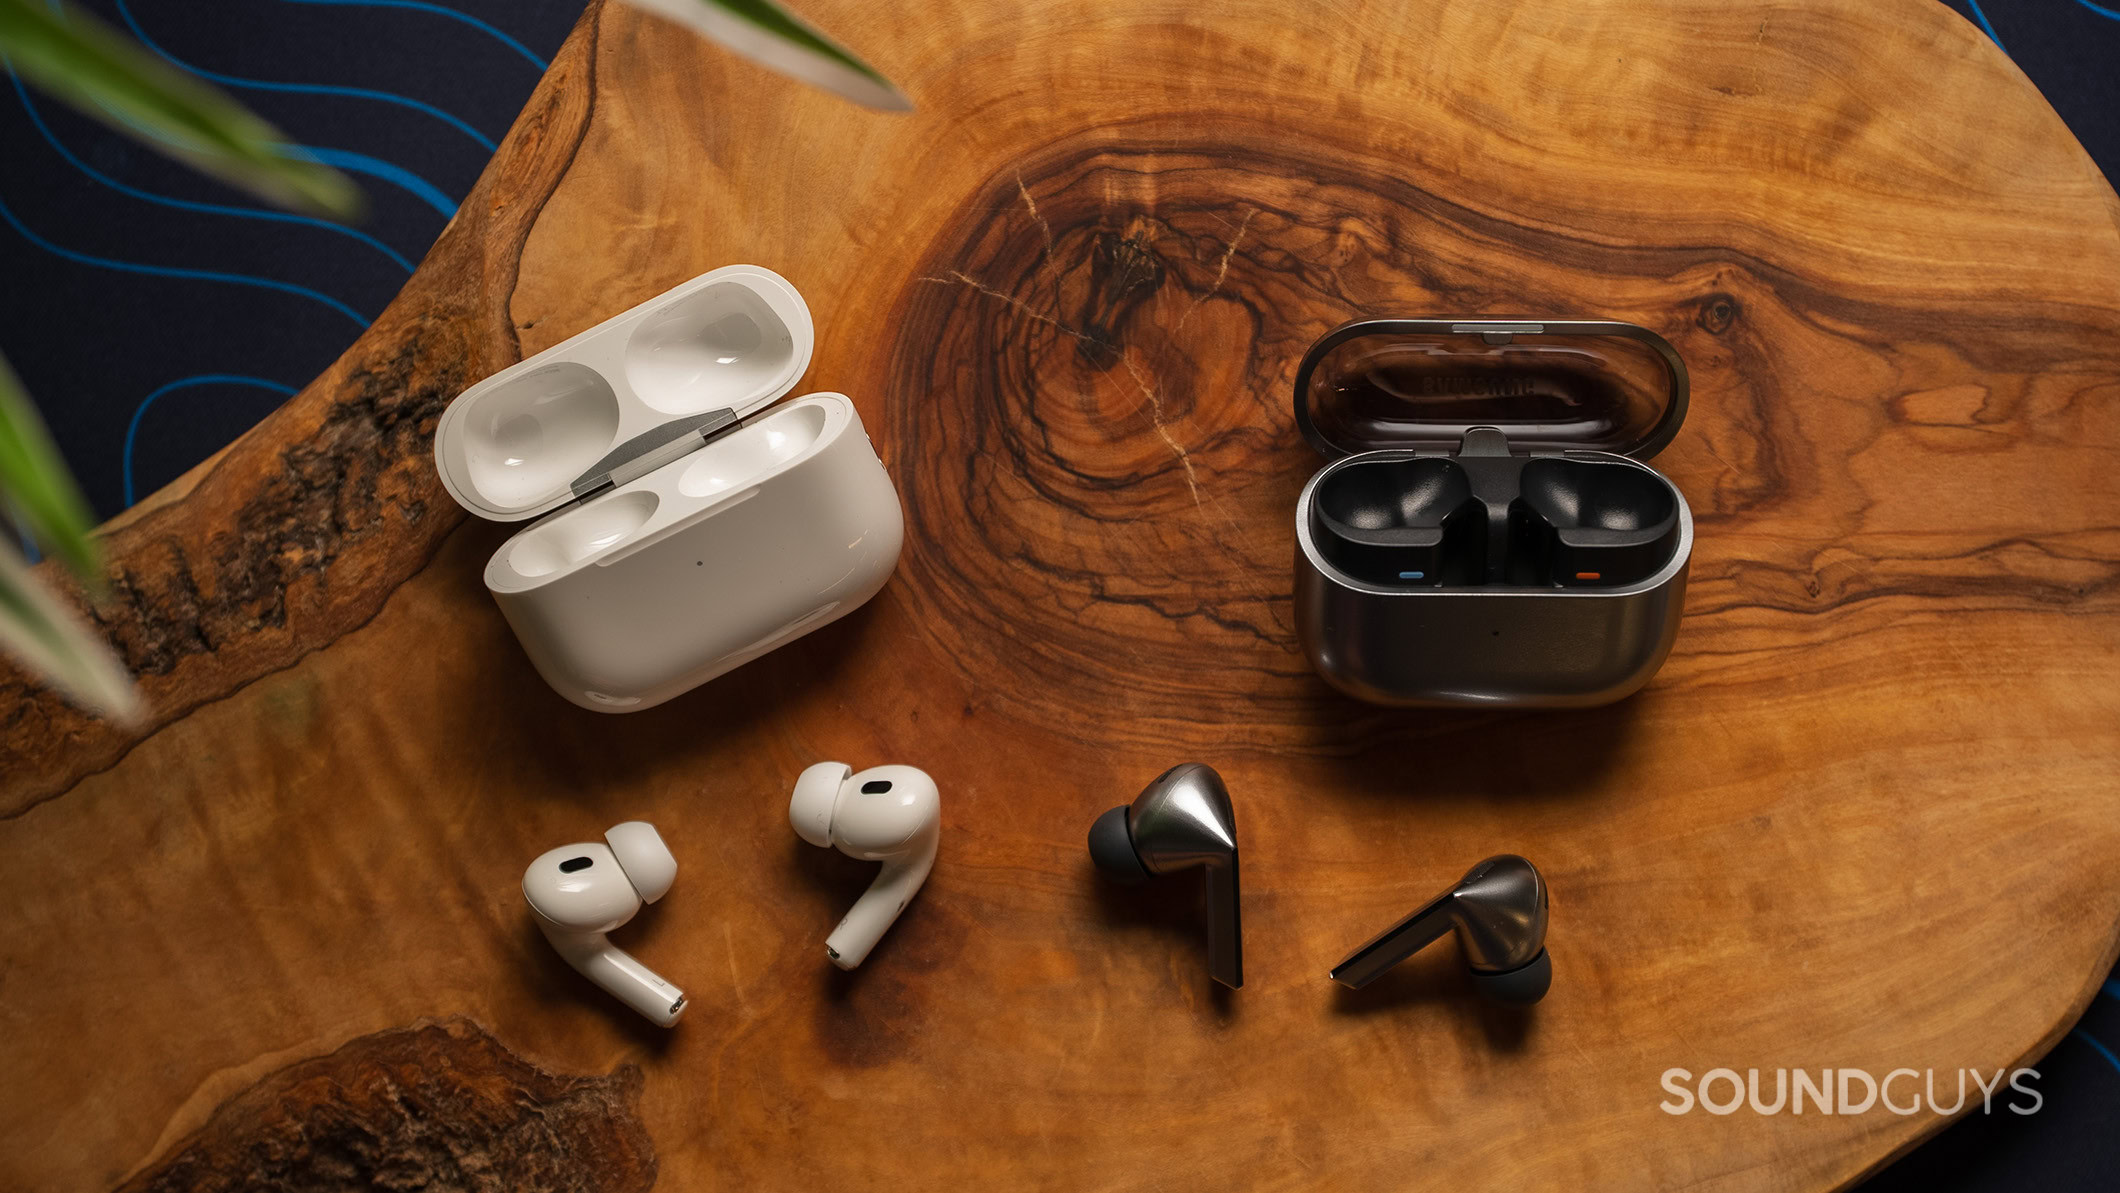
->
[0,0,360,218]
[0,533,140,723]
[0,350,100,586]
[619,0,912,111]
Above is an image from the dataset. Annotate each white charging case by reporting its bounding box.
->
[433,264,904,712]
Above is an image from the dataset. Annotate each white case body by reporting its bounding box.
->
[433,265,904,711]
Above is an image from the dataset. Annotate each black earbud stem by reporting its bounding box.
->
[1472,948,1551,1006]
[1088,805,1149,884]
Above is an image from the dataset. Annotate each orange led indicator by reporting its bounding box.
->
[1575,572,1602,581]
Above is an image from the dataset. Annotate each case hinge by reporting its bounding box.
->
[1457,426,1515,457]
[1450,322,1543,345]
[568,408,740,501]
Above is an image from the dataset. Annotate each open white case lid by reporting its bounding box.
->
[434,264,816,522]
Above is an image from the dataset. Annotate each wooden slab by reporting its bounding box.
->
[5,1,2119,1189]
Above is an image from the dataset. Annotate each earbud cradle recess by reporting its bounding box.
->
[433,265,904,712]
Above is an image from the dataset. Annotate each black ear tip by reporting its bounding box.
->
[1088,805,1149,883]
[1473,949,1551,1006]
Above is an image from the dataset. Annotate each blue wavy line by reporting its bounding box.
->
[278,0,548,71]
[1965,0,2007,51]
[0,192,371,328]
[2075,0,2120,23]
[298,146,456,218]
[2076,1028,2120,1078]
[124,374,298,506]
[6,67,415,273]
[114,0,497,152]
[22,35,455,225]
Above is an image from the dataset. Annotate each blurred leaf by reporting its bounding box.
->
[619,0,911,111]
[0,0,360,218]
[0,532,140,723]
[0,350,99,585]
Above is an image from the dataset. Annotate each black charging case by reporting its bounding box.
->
[1292,318,1693,707]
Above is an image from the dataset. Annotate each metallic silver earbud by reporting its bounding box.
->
[1330,855,1550,1004]
[1088,763,1242,989]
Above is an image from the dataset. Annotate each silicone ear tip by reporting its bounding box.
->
[1088,805,1149,883]
[790,762,849,847]
[604,822,677,903]
[1473,949,1552,1006]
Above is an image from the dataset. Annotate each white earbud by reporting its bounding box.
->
[789,762,941,969]
[522,821,687,1027]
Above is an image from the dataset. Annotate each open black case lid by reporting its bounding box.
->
[1292,319,1689,459]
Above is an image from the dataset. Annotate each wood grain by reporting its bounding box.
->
[4,1,2119,1190]
[114,1019,655,1193]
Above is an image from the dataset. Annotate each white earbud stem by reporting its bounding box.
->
[536,921,689,1027]
[824,838,938,969]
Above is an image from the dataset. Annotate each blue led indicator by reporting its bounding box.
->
[1399,571,1426,580]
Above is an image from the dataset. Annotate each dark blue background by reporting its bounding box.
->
[1,3,2114,1185]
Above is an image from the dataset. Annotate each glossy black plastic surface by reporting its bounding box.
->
[1295,319,1688,459]
[1309,450,1683,590]
[1311,457,1486,585]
